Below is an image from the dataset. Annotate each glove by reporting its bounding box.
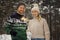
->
[27,32,32,40]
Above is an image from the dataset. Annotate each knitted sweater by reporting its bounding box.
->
[27,18,50,40]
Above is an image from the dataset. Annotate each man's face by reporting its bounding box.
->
[17,5,25,14]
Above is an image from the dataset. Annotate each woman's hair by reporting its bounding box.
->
[37,14,41,21]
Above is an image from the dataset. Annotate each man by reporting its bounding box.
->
[4,2,28,40]
[10,2,26,20]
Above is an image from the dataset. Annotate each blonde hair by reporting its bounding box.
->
[37,14,42,21]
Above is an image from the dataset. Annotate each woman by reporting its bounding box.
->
[27,7,50,40]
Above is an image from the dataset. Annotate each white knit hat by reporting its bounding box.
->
[31,7,40,13]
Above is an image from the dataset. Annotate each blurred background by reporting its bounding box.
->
[0,0,60,40]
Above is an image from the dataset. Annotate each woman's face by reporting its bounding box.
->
[31,10,39,18]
